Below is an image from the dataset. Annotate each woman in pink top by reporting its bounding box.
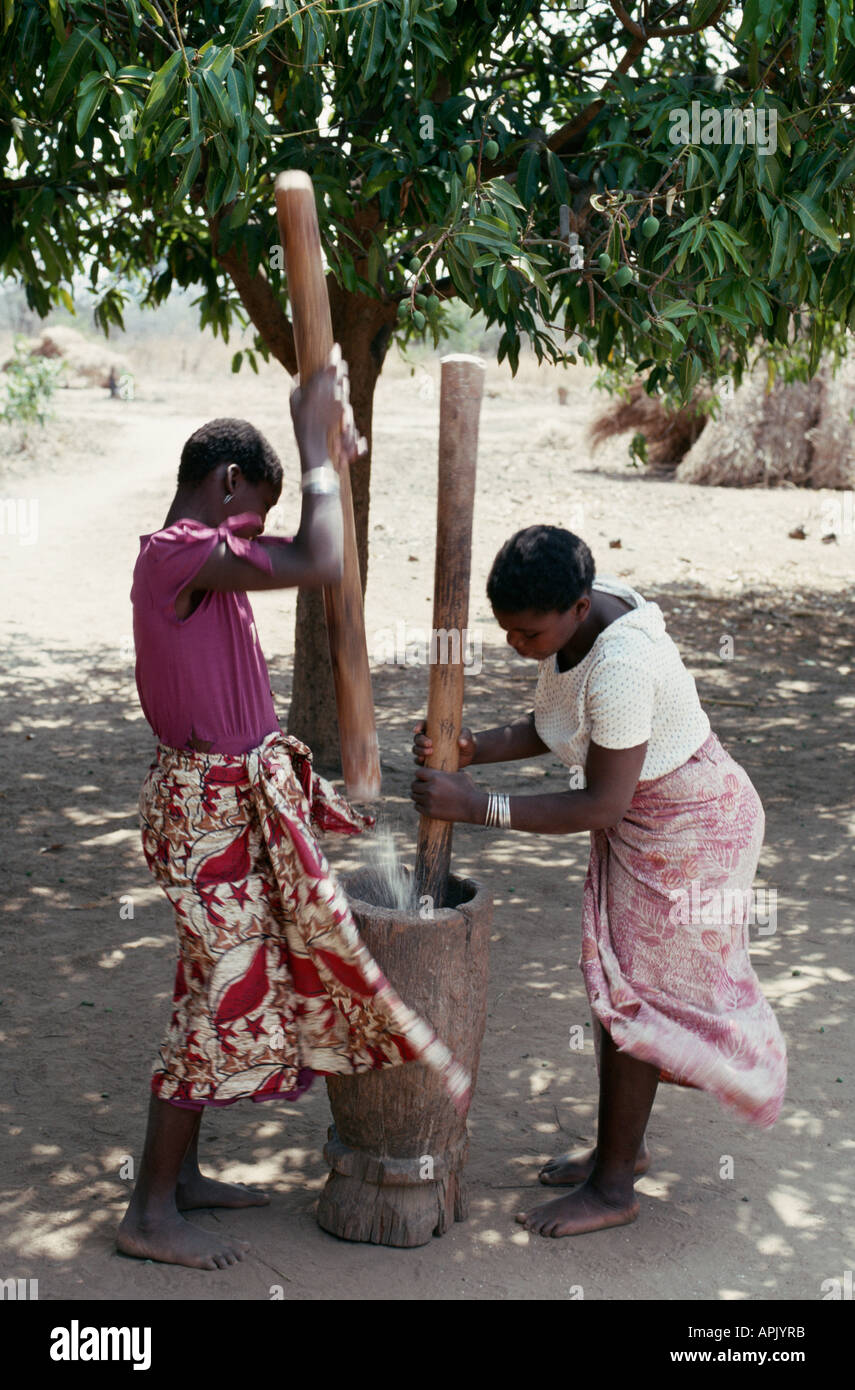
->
[119,350,468,1271]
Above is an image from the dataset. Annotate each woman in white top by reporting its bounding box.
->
[411,524,787,1240]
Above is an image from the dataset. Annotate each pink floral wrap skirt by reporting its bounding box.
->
[582,732,787,1127]
[140,732,470,1113]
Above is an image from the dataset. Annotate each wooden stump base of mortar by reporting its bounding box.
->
[316,870,491,1248]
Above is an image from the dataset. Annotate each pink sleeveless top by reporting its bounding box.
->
[131,513,287,755]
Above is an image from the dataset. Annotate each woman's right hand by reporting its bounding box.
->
[289,344,367,469]
[412,720,477,768]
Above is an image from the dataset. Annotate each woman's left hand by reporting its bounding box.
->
[410,767,483,823]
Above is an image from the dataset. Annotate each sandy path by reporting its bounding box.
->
[1,351,852,1301]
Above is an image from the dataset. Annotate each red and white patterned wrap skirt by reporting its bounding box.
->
[140,732,470,1113]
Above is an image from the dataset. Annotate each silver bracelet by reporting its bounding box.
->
[301,463,340,495]
[485,791,512,829]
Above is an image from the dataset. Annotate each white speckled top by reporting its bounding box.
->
[533,576,710,785]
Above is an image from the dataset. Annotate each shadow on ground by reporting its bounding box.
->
[0,581,851,1299]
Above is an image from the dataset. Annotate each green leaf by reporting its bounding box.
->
[78,69,102,97]
[414,32,449,62]
[690,0,723,23]
[546,148,568,203]
[829,141,855,190]
[222,161,241,205]
[769,206,788,278]
[205,165,228,217]
[808,317,823,373]
[116,65,152,84]
[359,3,387,80]
[747,284,772,324]
[786,192,841,252]
[188,80,200,138]
[517,149,539,208]
[798,0,818,69]
[489,177,525,210]
[659,320,687,346]
[717,138,742,192]
[772,113,791,158]
[710,305,751,332]
[79,26,117,77]
[282,0,303,47]
[76,79,107,136]
[140,0,163,24]
[737,0,759,42]
[362,168,397,199]
[456,229,516,253]
[143,48,183,122]
[226,194,252,229]
[47,0,65,44]
[172,131,203,157]
[209,45,235,81]
[227,69,247,141]
[659,301,696,320]
[697,143,721,181]
[231,0,262,45]
[200,66,235,128]
[825,0,841,71]
[44,27,91,113]
[366,238,381,285]
[173,146,201,204]
[338,255,357,293]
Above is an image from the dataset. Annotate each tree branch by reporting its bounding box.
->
[610,0,730,38]
[538,0,731,161]
[0,174,130,195]
[210,213,297,374]
[546,33,648,154]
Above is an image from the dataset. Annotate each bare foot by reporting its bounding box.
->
[176,1173,270,1210]
[117,1210,251,1270]
[538,1141,650,1187]
[516,1181,640,1238]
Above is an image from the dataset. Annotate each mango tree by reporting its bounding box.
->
[2,0,854,765]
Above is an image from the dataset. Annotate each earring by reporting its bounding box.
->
[224,493,233,503]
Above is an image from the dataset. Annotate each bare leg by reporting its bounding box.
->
[517,1029,659,1237]
[117,1095,251,1269]
[538,1135,651,1186]
[176,1110,270,1210]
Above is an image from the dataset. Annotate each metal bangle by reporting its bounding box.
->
[485,792,512,829]
[301,464,340,495]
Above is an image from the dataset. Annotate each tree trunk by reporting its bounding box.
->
[287,288,396,773]
[218,220,398,775]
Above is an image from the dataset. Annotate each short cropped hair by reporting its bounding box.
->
[487,524,595,614]
[178,418,283,494]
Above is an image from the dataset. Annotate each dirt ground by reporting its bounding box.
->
[1,337,852,1303]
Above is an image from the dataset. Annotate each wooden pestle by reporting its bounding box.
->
[415,354,485,908]
[274,171,381,801]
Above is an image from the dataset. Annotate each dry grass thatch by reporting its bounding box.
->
[677,356,855,489]
[9,325,130,389]
[589,353,855,489]
[803,355,855,490]
[588,380,709,474]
